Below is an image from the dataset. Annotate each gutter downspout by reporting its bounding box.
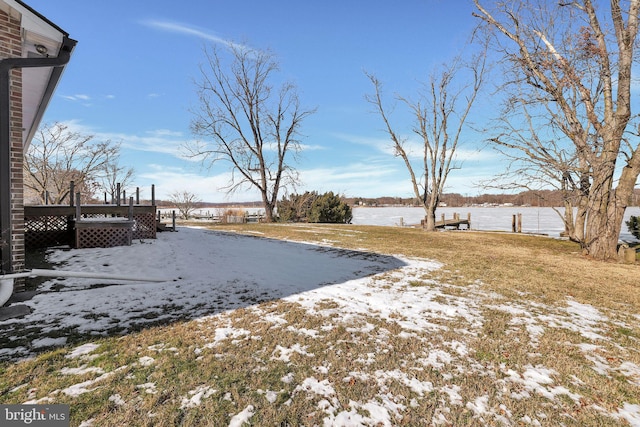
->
[0,35,77,275]
[0,269,167,307]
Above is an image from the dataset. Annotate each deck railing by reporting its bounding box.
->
[24,184,157,249]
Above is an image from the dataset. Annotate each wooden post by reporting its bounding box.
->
[512,215,516,233]
[128,197,134,220]
[624,247,636,263]
[75,192,82,219]
[45,191,49,205]
[123,190,126,202]
[172,210,176,231]
[136,187,140,205]
[69,181,75,206]
[467,212,471,230]
[151,184,156,206]
[116,183,121,206]
[517,213,522,233]
[104,192,108,204]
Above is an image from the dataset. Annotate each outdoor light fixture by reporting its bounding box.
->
[34,44,48,55]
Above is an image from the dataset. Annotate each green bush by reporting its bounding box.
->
[278,191,352,223]
[309,192,353,223]
[278,191,318,222]
[626,215,640,240]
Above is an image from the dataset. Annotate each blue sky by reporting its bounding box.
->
[26,0,498,203]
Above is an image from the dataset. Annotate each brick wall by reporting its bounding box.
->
[1,7,26,286]
[10,66,24,274]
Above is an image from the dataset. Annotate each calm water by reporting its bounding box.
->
[352,206,640,242]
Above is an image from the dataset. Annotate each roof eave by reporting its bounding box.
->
[24,35,77,147]
[4,0,76,149]
[12,0,68,37]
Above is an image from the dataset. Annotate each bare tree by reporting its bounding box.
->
[365,52,486,231]
[186,45,315,222]
[474,0,640,260]
[97,160,135,203]
[484,86,589,242]
[168,190,201,219]
[24,122,120,204]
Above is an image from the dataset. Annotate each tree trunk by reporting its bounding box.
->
[583,163,626,259]
[585,161,640,258]
[584,200,625,260]
[424,212,436,231]
[573,200,588,245]
[422,196,438,232]
[263,199,275,223]
[562,199,575,238]
[563,195,588,244]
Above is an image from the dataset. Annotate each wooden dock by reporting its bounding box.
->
[434,212,471,230]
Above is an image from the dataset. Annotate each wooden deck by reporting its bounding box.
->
[25,204,157,248]
[25,204,156,217]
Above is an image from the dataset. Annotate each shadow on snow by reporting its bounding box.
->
[0,227,407,363]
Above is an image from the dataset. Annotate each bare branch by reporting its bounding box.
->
[24,122,126,204]
[366,40,486,230]
[474,0,640,258]
[169,190,202,219]
[187,44,315,221]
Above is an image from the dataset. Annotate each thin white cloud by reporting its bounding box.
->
[139,167,262,203]
[454,147,501,162]
[56,121,325,171]
[58,120,192,160]
[142,159,406,202]
[60,94,91,102]
[333,132,392,153]
[299,143,326,151]
[297,161,408,198]
[108,131,193,159]
[147,129,184,138]
[334,132,432,161]
[303,164,396,182]
[141,20,250,51]
[60,93,117,105]
[334,132,499,164]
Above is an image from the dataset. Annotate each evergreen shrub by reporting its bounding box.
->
[279,191,352,223]
[626,215,640,240]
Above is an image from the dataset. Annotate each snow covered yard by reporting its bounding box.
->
[0,227,405,361]
[1,225,639,426]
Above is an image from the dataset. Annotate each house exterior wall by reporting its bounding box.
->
[1,7,26,286]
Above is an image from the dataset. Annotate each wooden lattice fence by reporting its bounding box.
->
[25,214,73,248]
[24,205,157,249]
[75,220,134,248]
